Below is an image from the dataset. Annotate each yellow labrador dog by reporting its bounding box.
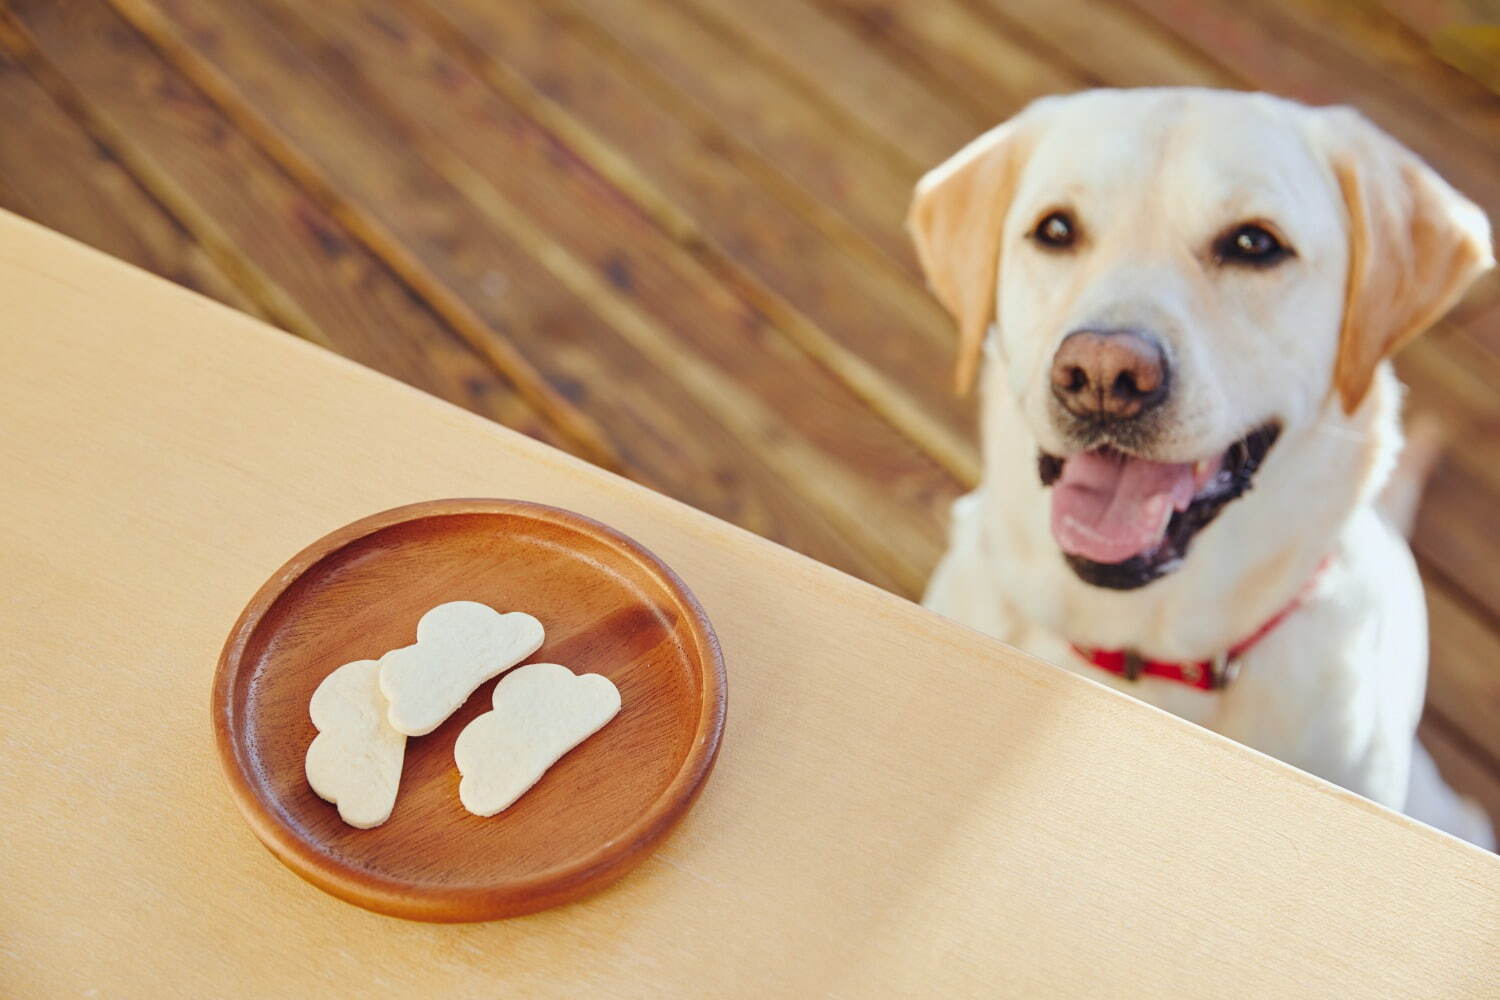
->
[912,89,1494,848]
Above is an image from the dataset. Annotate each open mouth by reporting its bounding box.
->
[1039,422,1281,589]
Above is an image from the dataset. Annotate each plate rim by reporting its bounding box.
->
[212,498,727,922]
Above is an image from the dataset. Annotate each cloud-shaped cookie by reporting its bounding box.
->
[304,659,408,829]
[378,601,544,737]
[454,663,621,817]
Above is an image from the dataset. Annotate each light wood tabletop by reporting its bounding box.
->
[2,210,1496,997]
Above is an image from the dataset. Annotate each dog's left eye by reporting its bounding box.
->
[1214,223,1293,268]
[1032,210,1078,249]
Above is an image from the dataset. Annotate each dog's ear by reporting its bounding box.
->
[1314,107,1492,413]
[908,114,1036,395]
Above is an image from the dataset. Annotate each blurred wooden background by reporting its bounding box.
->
[2,0,1496,829]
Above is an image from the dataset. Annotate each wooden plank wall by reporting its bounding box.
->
[1,0,1495,829]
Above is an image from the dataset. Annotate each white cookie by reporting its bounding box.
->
[304,660,407,829]
[378,601,545,737]
[454,663,621,817]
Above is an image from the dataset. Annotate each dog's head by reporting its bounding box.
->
[909,89,1491,589]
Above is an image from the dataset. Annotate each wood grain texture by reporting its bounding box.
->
[102,0,927,591]
[215,499,725,921]
[1368,0,1500,96]
[0,42,255,313]
[1424,572,1500,787]
[1463,294,1500,354]
[248,0,960,589]
[412,0,983,482]
[562,0,926,272]
[1398,336,1500,623]
[2,210,1497,998]
[2,0,568,449]
[967,0,1238,89]
[811,0,1080,111]
[1415,457,1500,627]
[1244,0,1500,149]
[29,0,620,468]
[678,0,983,169]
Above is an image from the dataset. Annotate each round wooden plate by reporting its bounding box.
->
[213,499,726,922]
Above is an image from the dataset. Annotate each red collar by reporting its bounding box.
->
[1069,558,1331,692]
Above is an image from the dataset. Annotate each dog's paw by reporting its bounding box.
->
[454,663,620,817]
[305,659,408,829]
[378,601,544,736]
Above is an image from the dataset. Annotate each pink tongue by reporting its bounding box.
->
[1050,450,1197,564]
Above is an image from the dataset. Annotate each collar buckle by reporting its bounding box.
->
[1208,651,1238,690]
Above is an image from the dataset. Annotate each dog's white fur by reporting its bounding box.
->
[911,90,1495,848]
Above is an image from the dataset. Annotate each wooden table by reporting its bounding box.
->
[3,211,1495,997]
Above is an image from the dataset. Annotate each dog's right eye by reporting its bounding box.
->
[1213,222,1293,268]
[1032,211,1078,249]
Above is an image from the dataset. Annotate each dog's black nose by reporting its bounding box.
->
[1050,329,1169,421]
